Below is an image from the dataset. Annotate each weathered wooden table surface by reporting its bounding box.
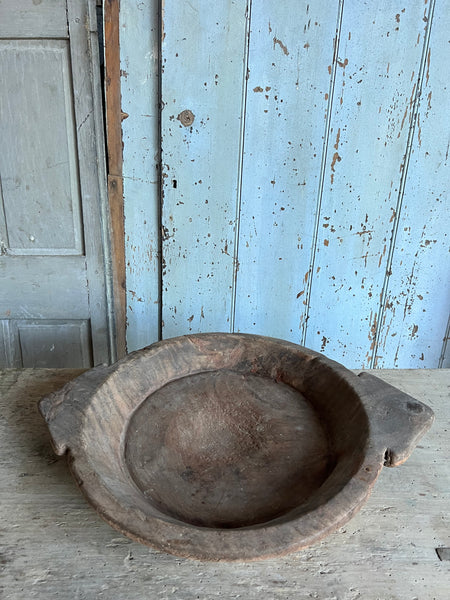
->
[1,368,449,600]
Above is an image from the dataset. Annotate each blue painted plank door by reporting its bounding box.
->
[124,0,449,368]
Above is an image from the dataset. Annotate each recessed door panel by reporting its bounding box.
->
[0,40,83,255]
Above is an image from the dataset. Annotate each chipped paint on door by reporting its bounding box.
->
[374,3,450,369]
[120,0,160,352]
[160,0,250,337]
[304,0,434,368]
[121,0,449,368]
[234,1,342,340]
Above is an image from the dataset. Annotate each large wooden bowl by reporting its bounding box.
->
[39,334,434,561]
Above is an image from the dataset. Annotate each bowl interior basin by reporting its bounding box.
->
[124,370,335,528]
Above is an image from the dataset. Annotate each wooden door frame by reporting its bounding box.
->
[103,0,127,358]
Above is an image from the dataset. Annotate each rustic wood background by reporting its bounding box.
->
[120,0,449,369]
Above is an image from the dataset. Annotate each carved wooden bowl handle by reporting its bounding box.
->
[357,372,434,467]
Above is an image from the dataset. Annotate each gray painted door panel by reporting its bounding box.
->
[0,0,112,367]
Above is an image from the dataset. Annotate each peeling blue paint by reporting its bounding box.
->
[121,0,449,368]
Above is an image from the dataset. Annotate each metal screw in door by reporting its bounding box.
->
[177,109,195,127]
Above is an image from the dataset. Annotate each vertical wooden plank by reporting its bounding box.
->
[374,1,450,368]
[104,0,127,358]
[304,0,430,367]
[234,1,341,339]
[67,0,113,365]
[90,1,118,362]
[119,0,160,352]
[160,1,249,338]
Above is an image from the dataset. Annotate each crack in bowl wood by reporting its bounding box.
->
[39,334,434,561]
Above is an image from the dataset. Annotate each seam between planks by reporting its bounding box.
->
[369,0,436,368]
[300,0,344,345]
[0,176,10,251]
[230,0,253,333]
[438,313,450,368]
[158,0,164,341]
[90,11,117,363]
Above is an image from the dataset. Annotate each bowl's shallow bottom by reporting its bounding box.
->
[124,370,335,528]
